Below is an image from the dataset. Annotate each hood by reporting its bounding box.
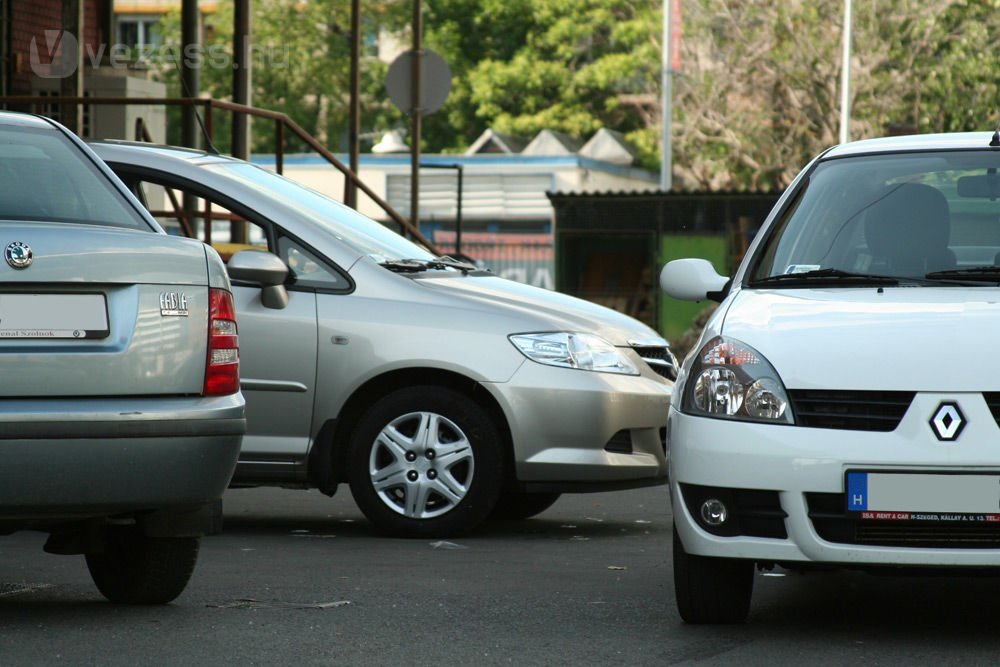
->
[416,274,663,346]
[721,287,1000,392]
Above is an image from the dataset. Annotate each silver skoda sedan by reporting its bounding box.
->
[0,114,244,603]
[94,141,672,537]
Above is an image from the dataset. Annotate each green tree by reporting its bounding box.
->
[425,0,662,168]
[156,0,407,154]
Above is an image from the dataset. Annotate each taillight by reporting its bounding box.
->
[204,288,240,396]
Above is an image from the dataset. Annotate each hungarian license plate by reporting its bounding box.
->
[846,471,1000,522]
[0,293,109,339]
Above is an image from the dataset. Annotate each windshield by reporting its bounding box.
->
[750,150,1000,284]
[0,126,148,229]
[207,161,435,263]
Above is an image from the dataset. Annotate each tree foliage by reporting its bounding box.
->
[153,0,1000,190]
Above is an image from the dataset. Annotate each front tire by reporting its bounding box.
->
[673,525,753,624]
[348,385,505,537]
[86,526,199,605]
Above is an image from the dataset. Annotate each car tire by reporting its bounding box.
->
[489,492,561,520]
[348,385,505,538]
[673,525,753,624]
[85,527,199,605]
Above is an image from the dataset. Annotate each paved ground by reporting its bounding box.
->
[3,485,1000,665]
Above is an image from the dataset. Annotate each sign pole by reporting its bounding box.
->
[410,0,423,236]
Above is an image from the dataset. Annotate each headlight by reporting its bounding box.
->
[683,336,793,424]
[509,332,639,375]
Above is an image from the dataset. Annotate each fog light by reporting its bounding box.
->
[700,498,728,526]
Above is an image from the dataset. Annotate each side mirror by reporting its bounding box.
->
[227,250,290,310]
[660,258,729,302]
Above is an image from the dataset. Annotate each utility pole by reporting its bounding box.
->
[839,0,853,145]
[347,0,360,209]
[180,0,199,149]
[660,0,677,192]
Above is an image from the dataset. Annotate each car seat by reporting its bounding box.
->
[864,182,956,276]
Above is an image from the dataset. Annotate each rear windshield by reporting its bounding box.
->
[751,150,1000,281]
[0,125,148,229]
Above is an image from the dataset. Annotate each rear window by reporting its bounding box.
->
[0,126,148,229]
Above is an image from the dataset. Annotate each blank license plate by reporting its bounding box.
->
[846,471,1000,522]
[0,293,109,339]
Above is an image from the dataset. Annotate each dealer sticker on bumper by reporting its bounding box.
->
[846,471,1000,522]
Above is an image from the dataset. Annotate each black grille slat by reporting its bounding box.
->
[631,345,677,381]
[789,390,914,431]
[807,493,1000,548]
[983,392,1000,425]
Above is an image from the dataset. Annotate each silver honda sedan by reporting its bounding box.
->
[94,141,672,537]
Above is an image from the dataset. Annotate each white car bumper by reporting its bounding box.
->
[669,391,1000,568]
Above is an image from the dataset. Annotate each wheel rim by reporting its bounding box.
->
[368,410,475,519]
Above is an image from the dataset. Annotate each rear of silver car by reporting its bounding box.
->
[0,225,244,514]
[0,113,244,604]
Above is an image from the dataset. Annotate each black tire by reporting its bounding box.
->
[489,492,561,520]
[673,525,753,624]
[348,385,505,538]
[86,526,199,605]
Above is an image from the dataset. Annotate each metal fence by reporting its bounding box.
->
[433,232,554,290]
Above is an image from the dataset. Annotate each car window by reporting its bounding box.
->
[130,175,349,290]
[276,236,350,289]
[0,127,148,229]
[134,180,269,261]
[751,150,1000,280]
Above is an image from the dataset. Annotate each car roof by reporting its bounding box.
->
[0,111,60,130]
[824,132,999,159]
[88,139,240,170]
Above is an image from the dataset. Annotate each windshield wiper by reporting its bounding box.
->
[751,268,899,287]
[925,266,1000,283]
[378,256,482,275]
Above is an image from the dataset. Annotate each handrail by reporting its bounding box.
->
[0,95,439,253]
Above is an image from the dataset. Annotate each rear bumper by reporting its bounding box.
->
[0,394,245,518]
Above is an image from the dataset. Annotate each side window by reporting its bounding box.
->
[134,180,270,262]
[128,176,350,291]
[277,236,350,290]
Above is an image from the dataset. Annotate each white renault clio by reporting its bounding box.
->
[662,132,1000,623]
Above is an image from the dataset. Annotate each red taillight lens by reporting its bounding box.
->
[204,288,240,396]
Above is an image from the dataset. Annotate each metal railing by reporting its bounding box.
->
[0,95,439,254]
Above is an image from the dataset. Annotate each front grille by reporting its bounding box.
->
[807,493,1000,548]
[788,390,914,431]
[983,393,1000,426]
[632,345,677,381]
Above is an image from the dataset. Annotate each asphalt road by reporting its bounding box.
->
[3,485,1000,665]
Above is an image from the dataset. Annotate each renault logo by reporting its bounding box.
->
[4,241,31,269]
[929,402,965,441]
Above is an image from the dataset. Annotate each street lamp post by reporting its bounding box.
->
[839,0,853,145]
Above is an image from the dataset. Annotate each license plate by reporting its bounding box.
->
[846,471,1000,522]
[0,293,109,339]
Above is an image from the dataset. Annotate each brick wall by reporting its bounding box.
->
[10,0,104,94]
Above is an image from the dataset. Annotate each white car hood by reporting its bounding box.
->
[721,288,1000,392]
[417,275,663,346]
